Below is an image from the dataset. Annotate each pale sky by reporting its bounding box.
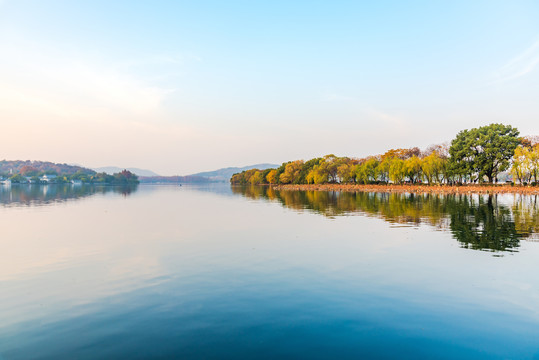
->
[1,1,539,175]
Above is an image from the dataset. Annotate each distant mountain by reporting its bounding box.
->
[93,167,160,177]
[187,163,279,181]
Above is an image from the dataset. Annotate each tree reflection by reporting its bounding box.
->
[448,195,519,252]
[232,186,539,252]
[0,184,138,206]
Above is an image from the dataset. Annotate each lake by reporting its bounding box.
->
[1,184,539,359]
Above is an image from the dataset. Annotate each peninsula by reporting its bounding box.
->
[231,124,539,193]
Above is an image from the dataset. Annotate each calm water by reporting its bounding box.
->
[1,184,539,359]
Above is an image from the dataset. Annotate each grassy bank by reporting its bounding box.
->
[272,184,539,194]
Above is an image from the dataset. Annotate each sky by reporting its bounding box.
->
[1,0,539,175]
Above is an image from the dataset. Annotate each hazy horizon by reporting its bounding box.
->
[2,1,539,175]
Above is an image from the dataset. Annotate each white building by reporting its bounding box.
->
[40,174,58,183]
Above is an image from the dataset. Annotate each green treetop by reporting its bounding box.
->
[449,123,520,183]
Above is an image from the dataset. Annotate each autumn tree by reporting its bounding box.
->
[388,158,406,184]
[305,155,343,184]
[113,170,139,184]
[266,169,278,184]
[317,155,341,183]
[249,171,263,185]
[279,160,304,184]
[422,152,446,184]
[355,157,380,184]
[377,157,391,183]
[405,156,422,183]
[512,146,532,184]
[337,158,358,183]
[530,145,539,183]
[512,144,539,184]
[19,165,39,176]
[297,158,322,184]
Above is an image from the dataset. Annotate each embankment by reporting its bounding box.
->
[272,184,539,194]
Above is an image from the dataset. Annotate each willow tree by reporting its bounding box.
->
[512,145,532,184]
[355,157,380,184]
[388,158,406,184]
[422,152,446,184]
[405,156,422,183]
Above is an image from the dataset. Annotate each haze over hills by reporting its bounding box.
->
[2,160,279,183]
[187,164,279,181]
[93,164,279,181]
[137,164,280,183]
[93,167,160,177]
[1,160,95,175]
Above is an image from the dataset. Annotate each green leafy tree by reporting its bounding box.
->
[9,174,26,183]
[449,123,520,183]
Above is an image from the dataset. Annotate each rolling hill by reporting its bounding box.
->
[187,163,279,181]
[0,160,95,175]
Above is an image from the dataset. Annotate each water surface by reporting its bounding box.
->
[1,184,539,359]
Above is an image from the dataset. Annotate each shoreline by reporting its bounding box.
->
[271,184,539,194]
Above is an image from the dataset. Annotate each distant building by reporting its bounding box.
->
[71,179,83,185]
[40,174,58,183]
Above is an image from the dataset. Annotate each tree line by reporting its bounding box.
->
[231,123,539,186]
[2,168,139,185]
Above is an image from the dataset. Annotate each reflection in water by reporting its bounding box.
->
[0,184,138,206]
[3,184,539,358]
[232,186,539,252]
[448,196,520,252]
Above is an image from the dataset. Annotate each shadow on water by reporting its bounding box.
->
[232,185,539,253]
[0,184,139,207]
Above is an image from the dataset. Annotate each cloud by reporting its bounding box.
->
[0,39,204,173]
[0,41,173,123]
[491,37,539,84]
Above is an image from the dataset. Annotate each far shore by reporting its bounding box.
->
[271,184,539,195]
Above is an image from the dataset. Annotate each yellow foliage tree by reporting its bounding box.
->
[405,156,422,183]
[250,171,262,185]
[388,158,406,184]
[512,145,532,184]
[266,169,278,184]
[279,160,304,184]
